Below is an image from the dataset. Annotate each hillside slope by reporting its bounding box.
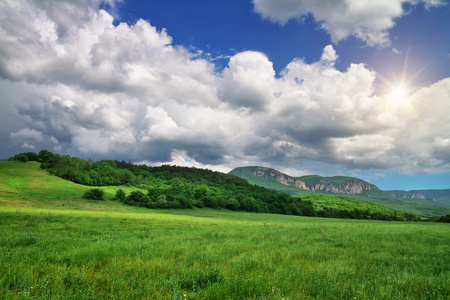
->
[0,160,318,217]
[1,159,421,221]
[0,161,137,211]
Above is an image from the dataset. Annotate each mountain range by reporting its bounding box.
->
[229,166,450,218]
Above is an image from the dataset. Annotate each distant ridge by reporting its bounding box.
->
[388,189,450,207]
[229,166,378,195]
[229,166,450,218]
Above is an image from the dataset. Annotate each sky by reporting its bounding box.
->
[1,0,450,191]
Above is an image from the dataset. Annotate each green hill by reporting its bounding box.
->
[0,161,144,211]
[0,158,319,218]
[1,157,419,221]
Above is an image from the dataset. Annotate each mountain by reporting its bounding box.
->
[229,166,450,219]
[229,166,378,195]
[388,189,450,207]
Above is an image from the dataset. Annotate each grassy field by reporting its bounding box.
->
[1,162,449,299]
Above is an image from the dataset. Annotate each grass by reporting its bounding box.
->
[1,208,449,299]
[0,161,143,212]
[1,161,450,299]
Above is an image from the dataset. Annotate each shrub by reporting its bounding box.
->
[124,191,149,207]
[83,188,104,200]
[115,189,126,202]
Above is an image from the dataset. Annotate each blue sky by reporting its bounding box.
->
[1,0,450,190]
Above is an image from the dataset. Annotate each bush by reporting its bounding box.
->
[115,189,126,202]
[83,188,104,200]
[124,191,149,207]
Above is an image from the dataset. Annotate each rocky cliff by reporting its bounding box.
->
[388,192,426,200]
[230,166,379,195]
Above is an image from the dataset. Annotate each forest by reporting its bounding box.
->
[7,151,420,221]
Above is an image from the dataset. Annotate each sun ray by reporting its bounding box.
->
[374,46,430,99]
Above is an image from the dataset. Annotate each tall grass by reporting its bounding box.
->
[1,207,449,299]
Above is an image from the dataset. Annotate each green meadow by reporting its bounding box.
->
[1,162,449,299]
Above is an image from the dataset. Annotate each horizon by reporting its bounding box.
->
[5,149,450,192]
[1,0,450,191]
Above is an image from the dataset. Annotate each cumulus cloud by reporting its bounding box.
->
[252,0,444,46]
[220,51,276,111]
[0,1,219,106]
[1,0,450,176]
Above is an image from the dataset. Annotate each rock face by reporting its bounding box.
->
[389,192,426,200]
[231,166,379,195]
[254,168,308,189]
[307,180,375,194]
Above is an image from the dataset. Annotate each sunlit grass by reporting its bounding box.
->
[1,161,449,299]
[1,206,449,299]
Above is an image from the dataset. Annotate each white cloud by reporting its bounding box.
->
[10,128,43,143]
[220,51,276,110]
[1,1,450,176]
[252,0,444,46]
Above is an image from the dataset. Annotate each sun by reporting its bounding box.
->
[392,85,406,98]
[375,48,427,99]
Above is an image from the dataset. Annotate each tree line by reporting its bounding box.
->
[8,151,419,221]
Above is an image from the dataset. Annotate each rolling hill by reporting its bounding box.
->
[0,160,141,211]
[1,158,419,221]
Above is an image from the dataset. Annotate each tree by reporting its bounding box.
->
[437,214,450,223]
[124,191,149,207]
[38,150,55,163]
[223,197,240,210]
[16,153,29,162]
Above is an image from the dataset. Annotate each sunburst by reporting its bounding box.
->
[376,48,429,99]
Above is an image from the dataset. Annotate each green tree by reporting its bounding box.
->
[38,149,55,163]
[16,153,29,162]
[223,197,240,210]
[124,191,149,207]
